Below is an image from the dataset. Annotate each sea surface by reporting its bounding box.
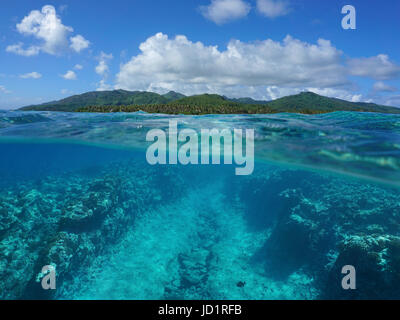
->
[0,110,399,300]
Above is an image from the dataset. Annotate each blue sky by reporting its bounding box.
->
[0,0,399,109]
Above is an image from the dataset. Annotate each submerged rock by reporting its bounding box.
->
[322,235,400,299]
[263,188,331,278]
[233,168,400,299]
[0,159,189,299]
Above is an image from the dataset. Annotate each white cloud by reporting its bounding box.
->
[7,5,90,56]
[20,71,42,79]
[95,52,113,76]
[116,33,348,100]
[348,54,400,80]
[200,0,251,24]
[372,81,397,92]
[62,70,77,80]
[70,35,90,53]
[6,43,40,56]
[96,79,113,91]
[15,5,72,55]
[256,0,290,18]
[95,52,113,90]
[306,87,362,102]
[96,62,108,76]
[74,64,83,70]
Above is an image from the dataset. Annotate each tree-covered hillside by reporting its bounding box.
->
[162,91,186,101]
[19,90,176,111]
[226,97,270,105]
[266,92,400,114]
[20,90,400,114]
[76,92,400,115]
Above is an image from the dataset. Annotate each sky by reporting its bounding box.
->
[0,0,399,109]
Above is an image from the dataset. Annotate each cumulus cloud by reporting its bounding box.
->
[15,5,72,55]
[20,72,42,79]
[348,54,400,80]
[6,43,40,56]
[62,70,77,80]
[74,64,83,70]
[199,0,251,24]
[95,52,113,91]
[372,81,397,93]
[97,80,113,91]
[6,5,89,56]
[306,87,362,102]
[116,32,349,100]
[256,0,290,18]
[70,35,90,53]
[95,52,113,76]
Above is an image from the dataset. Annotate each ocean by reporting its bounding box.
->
[0,110,399,300]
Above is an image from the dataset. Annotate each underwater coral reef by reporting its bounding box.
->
[1,157,399,299]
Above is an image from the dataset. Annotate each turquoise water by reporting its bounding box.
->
[0,110,400,299]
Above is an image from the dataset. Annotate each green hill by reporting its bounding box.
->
[19,90,400,115]
[226,97,269,105]
[168,94,235,107]
[161,92,400,114]
[266,92,400,114]
[20,90,172,112]
[162,91,186,101]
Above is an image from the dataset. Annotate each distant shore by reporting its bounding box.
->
[19,91,400,115]
[74,104,356,115]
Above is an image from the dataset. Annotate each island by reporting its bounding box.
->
[19,90,400,115]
